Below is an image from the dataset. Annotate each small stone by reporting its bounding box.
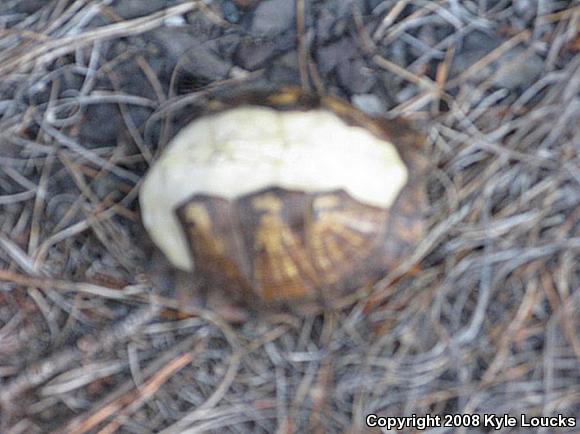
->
[352,94,386,116]
[251,0,295,35]
[337,59,376,93]
[492,48,544,89]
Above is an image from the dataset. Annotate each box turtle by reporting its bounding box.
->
[140,88,428,312]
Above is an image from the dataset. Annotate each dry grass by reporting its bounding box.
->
[0,1,578,433]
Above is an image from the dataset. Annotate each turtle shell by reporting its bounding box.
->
[140,87,428,310]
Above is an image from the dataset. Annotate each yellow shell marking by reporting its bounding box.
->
[252,194,319,300]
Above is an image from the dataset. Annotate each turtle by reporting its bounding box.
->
[139,87,428,312]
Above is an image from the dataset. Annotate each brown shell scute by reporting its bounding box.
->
[176,187,396,306]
